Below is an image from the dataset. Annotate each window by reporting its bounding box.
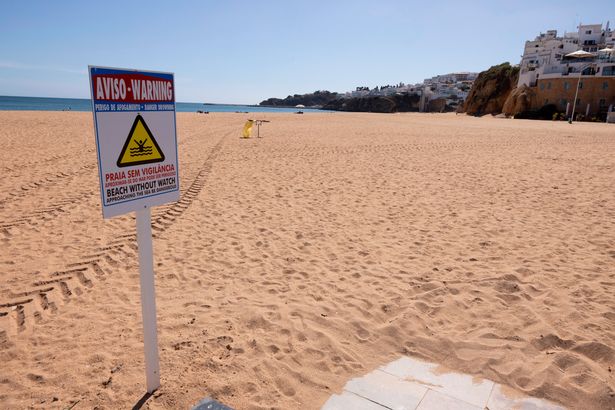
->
[561,99,568,107]
[600,99,607,107]
[586,30,592,34]
[547,82,552,89]
[579,81,583,89]
[604,66,615,76]
[603,82,609,90]
[564,82,570,90]
[540,83,545,90]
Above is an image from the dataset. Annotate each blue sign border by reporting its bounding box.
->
[88,65,180,218]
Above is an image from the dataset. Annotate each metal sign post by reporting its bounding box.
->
[89,66,180,393]
[255,119,270,138]
[241,119,270,139]
[136,207,160,392]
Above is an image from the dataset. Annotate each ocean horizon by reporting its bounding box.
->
[0,95,325,113]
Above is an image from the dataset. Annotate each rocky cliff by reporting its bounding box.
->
[322,94,421,113]
[462,63,520,116]
[502,84,536,116]
[259,90,340,107]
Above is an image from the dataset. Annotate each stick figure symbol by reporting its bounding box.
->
[129,138,153,157]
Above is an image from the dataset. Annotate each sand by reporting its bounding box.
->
[0,111,614,409]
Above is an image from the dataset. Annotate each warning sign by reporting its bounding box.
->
[117,115,165,167]
[89,66,180,219]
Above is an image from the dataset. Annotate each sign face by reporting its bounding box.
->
[89,66,180,218]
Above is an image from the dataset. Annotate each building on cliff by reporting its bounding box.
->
[344,72,477,112]
[516,22,615,118]
[422,72,477,111]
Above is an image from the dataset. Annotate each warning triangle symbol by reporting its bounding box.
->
[117,114,165,167]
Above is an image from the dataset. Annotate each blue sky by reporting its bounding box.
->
[0,1,611,104]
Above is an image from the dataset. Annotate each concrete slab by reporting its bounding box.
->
[321,391,388,410]
[191,397,234,410]
[321,356,567,410]
[379,356,494,408]
[487,384,566,410]
[416,389,482,410]
[344,369,427,410]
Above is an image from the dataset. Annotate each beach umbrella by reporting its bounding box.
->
[295,104,305,108]
[598,47,614,53]
[565,50,594,58]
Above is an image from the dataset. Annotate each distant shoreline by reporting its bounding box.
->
[1,95,249,106]
[0,96,325,113]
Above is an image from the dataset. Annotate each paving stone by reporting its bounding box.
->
[321,356,568,410]
[191,397,234,410]
[487,384,566,410]
[379,356,494,408]
[416,389,482,410]
[321,391,388,410]
[344,369,427,410]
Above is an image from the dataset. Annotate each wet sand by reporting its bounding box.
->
[0,111,614,409]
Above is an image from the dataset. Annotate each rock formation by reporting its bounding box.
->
[427,98,447,113]
[462,63,520,116]
[322,94,421,113]
[259,91,340,108]
[502,85,536,116]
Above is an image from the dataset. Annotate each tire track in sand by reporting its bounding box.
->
[0,133,228,341]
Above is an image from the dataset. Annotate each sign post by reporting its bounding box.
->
[136,207,160,392]
[88,66,180,393]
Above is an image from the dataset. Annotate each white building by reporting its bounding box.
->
[518,22,615,87]
[341,72,477,112]
[425,72,478,85]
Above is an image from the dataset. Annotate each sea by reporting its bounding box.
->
[0,95,325,113]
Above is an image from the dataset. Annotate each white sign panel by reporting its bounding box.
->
[89,66,180,218]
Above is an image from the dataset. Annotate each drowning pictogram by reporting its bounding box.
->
[117,114,165,167]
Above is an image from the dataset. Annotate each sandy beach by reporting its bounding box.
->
[0,111,614,409]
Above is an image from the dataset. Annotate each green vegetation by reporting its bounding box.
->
[259,90,340,107]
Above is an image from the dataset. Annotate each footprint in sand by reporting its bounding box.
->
[274,377,296,397]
